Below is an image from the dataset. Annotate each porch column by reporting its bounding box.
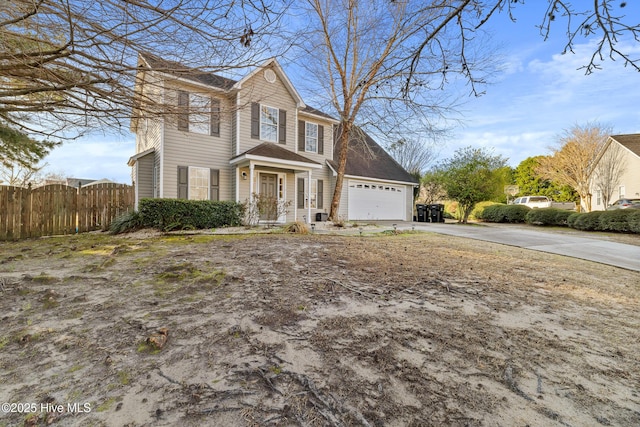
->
[307,170,312,224]
[249,163,255,202]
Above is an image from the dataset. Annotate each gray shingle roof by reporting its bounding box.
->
[233,142,321,165]
[139,52,237,91]
[329,125,419,184]
[611,134,640,157]
[301,105,338,122]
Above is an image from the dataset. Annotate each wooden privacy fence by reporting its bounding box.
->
[0,183,134,240]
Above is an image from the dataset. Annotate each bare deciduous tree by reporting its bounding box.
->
[536,123,611,212]
[0,0,289,165]
[592,139,627,208]
[301,0,639,220]
[386,138,437,176]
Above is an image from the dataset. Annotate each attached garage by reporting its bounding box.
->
[348,180,407,220]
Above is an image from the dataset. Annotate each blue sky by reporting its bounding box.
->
[41,3,640,183]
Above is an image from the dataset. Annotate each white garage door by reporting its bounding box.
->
[348,181,406,220]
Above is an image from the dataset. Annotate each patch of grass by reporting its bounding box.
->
[117,370,130,385]
[32,272,57,283]
[67,364,83,374]
[0,336,8,350]
[65,309,84,319]
[269,365,282,375]
[137,341,161,355]
[42,296,59,309]
[96,397,117,412]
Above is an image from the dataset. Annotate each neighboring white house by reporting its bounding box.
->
[127,53,418,222]
[590,134,640,211]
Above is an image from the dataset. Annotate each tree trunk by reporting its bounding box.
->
[329,121,353,221]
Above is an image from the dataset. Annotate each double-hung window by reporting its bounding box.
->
[305,122,318,153]
[188,167,210,200]
[297,178,323,209]
[177,91,220,136]
[260,105,279,142]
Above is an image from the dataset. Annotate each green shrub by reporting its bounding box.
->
[478,204,530,223]
[628,210,640,233]
[139,199,245,231]
[525,208,573,226]
[598,209,638,232]
[470,201,499,220]
[109,211,144,234]
[569,211,604,231]
[567,212,581,229]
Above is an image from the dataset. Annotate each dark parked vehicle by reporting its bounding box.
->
[607,198,640,210]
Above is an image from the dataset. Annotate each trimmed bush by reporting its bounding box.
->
[629,210,640,233]
[525,208,573,226]
[570,211,604,231]
[477,203,530,223]
[139,199,245,231]
[470,201,499,220]
[598,209,640,233]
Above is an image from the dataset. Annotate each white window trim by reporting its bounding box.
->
[260,105,279,142]
[188,166,210,200]
[188,93,211,135]
[304,178,317,209]
[305,122,318,153]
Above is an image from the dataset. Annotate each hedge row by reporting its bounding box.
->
[138,198,245,231]
[567,209,640,233]
[525,208,574,226]
[476,203,530,223]
[477,203,640,233]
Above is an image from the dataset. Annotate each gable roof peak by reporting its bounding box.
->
[233,58,305,108]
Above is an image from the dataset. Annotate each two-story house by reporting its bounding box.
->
[128,53,418,223]
[590,134,640,211]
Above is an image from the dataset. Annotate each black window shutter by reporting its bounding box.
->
[177,166,188,199]
[178,91,189,131]
[210,169,219,201]
[279,110,287,144]
[297,178,305,209]
[298,120,305,151]
[318,125,324,155]
[317,179,323,209]
[251,102,260,139]
[210,98,220,137]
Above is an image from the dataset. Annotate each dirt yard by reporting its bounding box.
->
[0,228,639,427]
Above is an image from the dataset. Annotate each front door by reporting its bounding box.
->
[259,173,278,221]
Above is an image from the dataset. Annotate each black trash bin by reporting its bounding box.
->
[416,204,427,222]
[428,204,445,223]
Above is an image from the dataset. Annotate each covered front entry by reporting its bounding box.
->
[348,180,406,220]
[230,142,323,224]
[258,173,280,221]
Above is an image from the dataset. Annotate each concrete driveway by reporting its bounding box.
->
[394,221,640,272]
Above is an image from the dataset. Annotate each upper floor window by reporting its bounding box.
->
[305,122,318,153]
[251,102,286,144]
[298,120,324,154]
[260,105,279,142]
[177,90,220,136]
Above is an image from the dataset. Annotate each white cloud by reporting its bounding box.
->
[42,139,134,183]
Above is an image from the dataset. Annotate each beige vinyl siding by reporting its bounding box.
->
[161,86,233,200]
[136,118,162,153]
[237,65,298,154]
[297,116,334,162]
[136,152,155,200]
[590,143,640,211]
